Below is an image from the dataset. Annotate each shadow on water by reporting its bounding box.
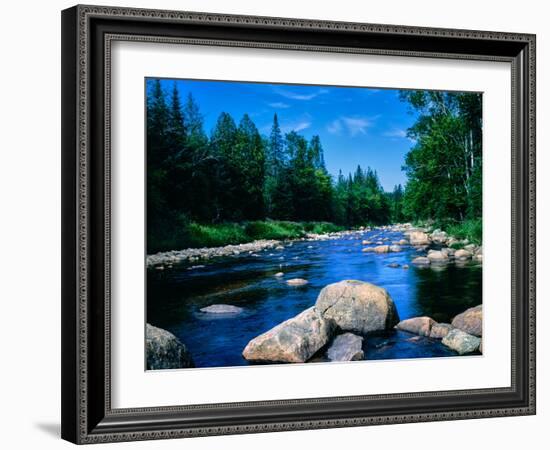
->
[147,229,482,368]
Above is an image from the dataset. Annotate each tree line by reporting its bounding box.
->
[147,80,396,251]
[147,80,482,251]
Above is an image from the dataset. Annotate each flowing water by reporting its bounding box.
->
[147,228,482,368]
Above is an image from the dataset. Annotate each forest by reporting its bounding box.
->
[147,80,482,252]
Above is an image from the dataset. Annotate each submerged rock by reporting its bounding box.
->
[274,272,284,277]
[395,316,436,337]
[442,329,481,355]
[242,307,334,363]
[286,278,308,286]
[315,280,399,334]
[388,262,400,268]
[146,324,194,370]
[389,245,402,252]
[200,304,243,314]
[452,305,482,336]
[326,333,365,361]
[412,256,431,265]
[429,323,454,339]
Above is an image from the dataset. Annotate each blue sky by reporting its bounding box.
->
[152,78,419,191]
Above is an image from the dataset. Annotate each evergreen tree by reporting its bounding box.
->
[210,112,239,221]
[264,114,285,216]
[236,114,266,219]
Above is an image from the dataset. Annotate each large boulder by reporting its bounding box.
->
[242,307,334,363]
[395,316,436,337]
[315,280,399,334]
[146,324,194,370]
[442,328,481,355]
[429,323,454,339]
[326,333,365,361]
[427,250,449,263]
[452,305,482,336]
[408,231,430,246]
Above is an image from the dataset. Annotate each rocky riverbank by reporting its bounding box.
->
[146,239,281,268]
[146,226,380,268]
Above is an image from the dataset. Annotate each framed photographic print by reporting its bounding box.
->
[61,4,536,444]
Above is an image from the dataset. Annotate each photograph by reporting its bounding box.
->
[145,78,483,370]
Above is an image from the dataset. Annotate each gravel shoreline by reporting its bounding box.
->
[145,223,480,269]
[146,228,374,268]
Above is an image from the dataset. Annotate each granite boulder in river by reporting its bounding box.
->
[242,307,334,363]
[242,279,399,363]
[326,333,365,361]
[451,305,482,336]
[442,328,481,355]
[315,280,400,334]
[146,323,194,370]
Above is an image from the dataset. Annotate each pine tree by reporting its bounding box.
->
[236,114,266,219]
[210,112,238,221]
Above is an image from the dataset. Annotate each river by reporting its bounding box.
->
[147,228,482,368]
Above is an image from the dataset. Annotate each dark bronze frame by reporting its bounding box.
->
[61,4,536,444]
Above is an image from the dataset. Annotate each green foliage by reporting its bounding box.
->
[164,220,345,249]
[446,218,482,245]
[387,184,405,223]
[399,90,482,223]
[185,222,249,248]
[332,166,390,226]
[244,221,305,241]
[303,222,344,234]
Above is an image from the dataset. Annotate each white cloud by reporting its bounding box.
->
[341,116,374,136]
[273,87,329,101]
[281,120,311,133]
[383,128,407,138]
[327,119,343,135]
[268,102,290,109]
[327,115,377,137]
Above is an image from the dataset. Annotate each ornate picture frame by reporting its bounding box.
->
[61,4,536,444]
